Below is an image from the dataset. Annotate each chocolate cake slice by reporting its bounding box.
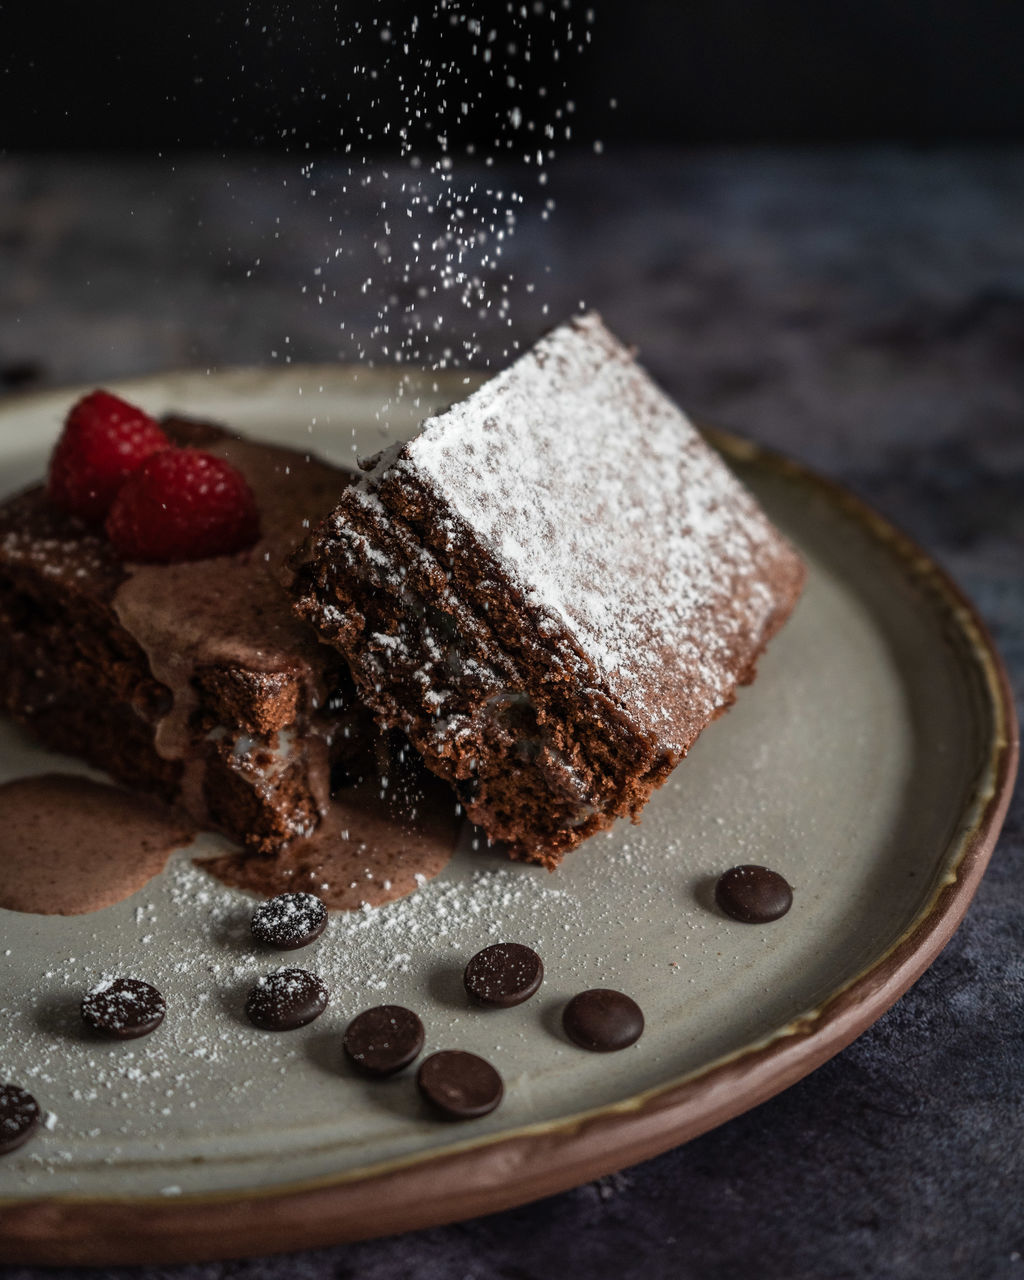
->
[289,313,806,867]
[0,418,370,854]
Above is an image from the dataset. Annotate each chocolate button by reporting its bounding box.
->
[563,988,644,1052]
[417,1050,503,1120]
[715,865,793,923]
[464,942,544,1008]
[81,978,166,1039]
[251,892,328,950]
[343,1005,425,1077]
[0,1084,40,1155]
[245,968,329,1031]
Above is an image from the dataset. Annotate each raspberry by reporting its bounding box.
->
[105,448,261,562]
[47,391,171,525]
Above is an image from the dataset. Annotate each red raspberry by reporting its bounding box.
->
[47,390,171,525]
[105,448,261,562]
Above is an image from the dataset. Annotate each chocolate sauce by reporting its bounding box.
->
[0,774,194,915]
[199,771,461,910]
[112,437,344,823]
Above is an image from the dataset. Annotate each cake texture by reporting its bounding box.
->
[289,313,806,867]
[0,417,369,854]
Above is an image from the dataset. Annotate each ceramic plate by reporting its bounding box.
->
[0,368,1016,1264]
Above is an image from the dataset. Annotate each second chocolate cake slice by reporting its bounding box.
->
[289,314,806,867]
[0,418,371,855]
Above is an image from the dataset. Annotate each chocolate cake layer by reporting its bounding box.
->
[0,418,369,854]
[290,314,806,867]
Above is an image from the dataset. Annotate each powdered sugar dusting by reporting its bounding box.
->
[0,835,588,1192]
[401,313,800,744]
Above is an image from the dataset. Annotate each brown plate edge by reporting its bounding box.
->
[0,413,1018,1265]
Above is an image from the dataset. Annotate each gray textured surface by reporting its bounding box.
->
[0,149,1021,1278]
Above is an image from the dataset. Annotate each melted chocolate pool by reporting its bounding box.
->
[199,769,461,910]
[0,774,195,915]
[0,752,460,918]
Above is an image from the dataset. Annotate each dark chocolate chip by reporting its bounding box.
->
[417,1050,504,1120]
[464,942,544,1008]
[245,968,328,1031]
[81,978,166,1040]
[343,1005,425,1077]
[715,865,793,923]
[0,1084,40,1155]
[251,892,328,950]
[562,989,644,1052]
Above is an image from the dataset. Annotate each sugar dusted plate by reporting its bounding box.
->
[0,367,1016,1264]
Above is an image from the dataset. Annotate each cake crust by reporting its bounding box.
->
[290,314,806,866]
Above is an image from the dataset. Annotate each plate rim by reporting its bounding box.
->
[0,368,1017,1265]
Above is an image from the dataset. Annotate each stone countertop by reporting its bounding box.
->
[0,148,1021,1280]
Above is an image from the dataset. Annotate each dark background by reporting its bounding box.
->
[1,6,1022,1278]
[2,0,1024,153]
